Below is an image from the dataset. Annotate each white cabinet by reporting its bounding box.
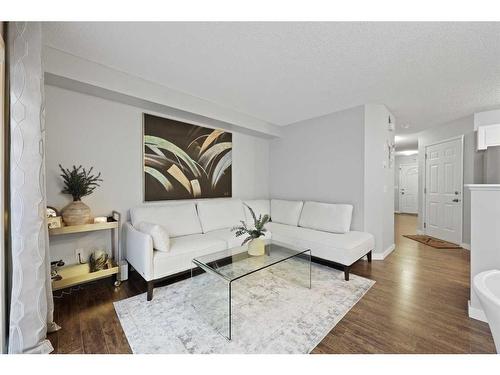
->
[477,123,500,150]
[466,184,500,322]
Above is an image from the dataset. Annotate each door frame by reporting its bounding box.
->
[399,162,418,214]
[423,134,464,244]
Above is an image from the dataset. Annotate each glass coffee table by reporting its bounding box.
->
[190,240,311,340]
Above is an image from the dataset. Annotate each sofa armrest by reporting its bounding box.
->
[124,222,154,281]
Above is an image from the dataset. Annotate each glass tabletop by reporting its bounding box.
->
[192,239,310,282]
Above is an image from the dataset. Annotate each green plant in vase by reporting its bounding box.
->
[231,204,270,256]
[59,164,102,226]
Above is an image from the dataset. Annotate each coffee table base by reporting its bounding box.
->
[190,249,311,340]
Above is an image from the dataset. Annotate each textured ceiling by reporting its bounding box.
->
[43,22,500,133]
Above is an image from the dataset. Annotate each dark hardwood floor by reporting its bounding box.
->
[48,214,496,354]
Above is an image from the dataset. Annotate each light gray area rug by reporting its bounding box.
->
[114,260,374,354]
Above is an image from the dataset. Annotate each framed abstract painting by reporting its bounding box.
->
[143,113,232,201]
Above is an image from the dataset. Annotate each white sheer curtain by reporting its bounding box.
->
[8,21,59,354]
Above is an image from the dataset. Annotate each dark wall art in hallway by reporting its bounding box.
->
[143,113,232,201]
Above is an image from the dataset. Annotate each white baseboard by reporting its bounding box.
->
[468,300,488,323]
[372,243,395,260]
[460,243,471,250]
[394,211,401,214]
[416,229,424,235]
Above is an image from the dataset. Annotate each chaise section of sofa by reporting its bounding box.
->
[268,200,374,280]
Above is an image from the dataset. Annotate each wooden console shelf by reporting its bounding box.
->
[49,221,118,236]
[52,262,119,291]
[49,211,122,291]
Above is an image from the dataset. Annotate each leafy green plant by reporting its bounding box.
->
[59,164,102,201]
[231,204,270,246]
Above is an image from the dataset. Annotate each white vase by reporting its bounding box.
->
[248,238,265,256]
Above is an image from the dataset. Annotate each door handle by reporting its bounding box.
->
[401,192,404,195]
[452,198,460,202]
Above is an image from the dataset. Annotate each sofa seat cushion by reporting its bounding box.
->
[243,199,271,226]
[197,199,246,233]
[267,222,374,266]
[152,234,227,279]
[131,203,202,237]
[271,199,303,226]
[299,201,353,234]
[203,228,242,248]
[204,228,272,249]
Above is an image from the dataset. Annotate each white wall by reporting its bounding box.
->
[394,154,418,212]
[417,115,483,245]
[483,146,500,183]
[364,104,395,255]
[269,106,366,231]
[44,47,282,138]
[45,85,270,265]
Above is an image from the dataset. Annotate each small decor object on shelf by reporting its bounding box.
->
[93,216,107,224]
[47,216,62,229]
[50,259,65,281]
[89,250,109,272]
[59,164,102,226]
[46,206,59,218]
[231,204,270,256]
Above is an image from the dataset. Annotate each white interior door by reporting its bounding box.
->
[399,163,418,214]
[424,138,463,244]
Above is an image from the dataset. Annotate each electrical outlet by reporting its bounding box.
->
[75,248,84,264]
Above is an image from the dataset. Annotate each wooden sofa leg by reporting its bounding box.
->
[367,250,372,262]
[147,281,154,301]
[344,266,350,281]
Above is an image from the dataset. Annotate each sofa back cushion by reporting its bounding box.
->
[243,200,271,226]
[131,203,202,237]
[271,199,303,226]
[136,222,170,252]
[197,199,245,233]
[298,201,353,234]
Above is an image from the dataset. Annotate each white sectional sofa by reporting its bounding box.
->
[125,199,374,300]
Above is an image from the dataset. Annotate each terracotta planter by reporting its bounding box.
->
[62,200,91,226]
[248,238,265,256]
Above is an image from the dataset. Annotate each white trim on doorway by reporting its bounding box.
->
[422,135,464,245]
